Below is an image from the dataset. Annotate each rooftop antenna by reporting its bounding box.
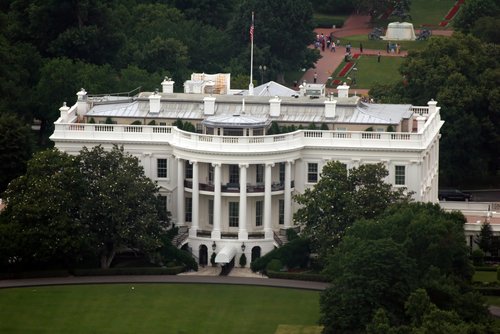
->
[249,11,255,96]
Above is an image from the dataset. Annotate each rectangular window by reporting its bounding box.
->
[229,202,239,227]
[157,158,167,178]
[279,162,285,184]
[395,165,405,185]
[158,195,167,221]
[229,164,239,184]
[307,163,318,183]
[255,200,263,227]
[208,199,214,225]
[185,197,192,222]
[185,161,193,179]
[279,199,285,225]
[256,164,264,183]
[208,164,214,184]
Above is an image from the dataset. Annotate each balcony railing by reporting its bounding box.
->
[51,105,442,153]
[184,180,295,193]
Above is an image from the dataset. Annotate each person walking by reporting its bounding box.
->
[359,43,363,53]
[313,72,318,83]
[377,52,381,63]
[331,41,336,52]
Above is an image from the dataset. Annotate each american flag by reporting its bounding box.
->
[250,12,254,42]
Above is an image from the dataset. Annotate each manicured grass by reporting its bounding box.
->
[372,0,456,29]
[328,54,404,89]
[473,271,498,283]
[0,284,320,334]
[486,296,500,307]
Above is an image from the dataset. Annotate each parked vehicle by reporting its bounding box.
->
[438,189,472,201]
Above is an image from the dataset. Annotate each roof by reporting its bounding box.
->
[85,92,411,126]
[239,81,299,97]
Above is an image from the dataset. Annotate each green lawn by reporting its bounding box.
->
[0,284,320,334]
[473,270,498,283]
[328,54,404,90]
[373,0,456,29]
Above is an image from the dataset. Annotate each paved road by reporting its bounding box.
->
[0,275,328,291]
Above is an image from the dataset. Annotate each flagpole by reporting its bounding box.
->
[249,11,254,96]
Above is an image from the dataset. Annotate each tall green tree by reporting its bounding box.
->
[320,203,489,333]
[0,149,85,269]
[475,222,493,255]
[78,145,164,268]
[293,161,411,259]
[370,34,500,186]
[0,114,34,193]
[453,0,499,34]
[228,0,320,83]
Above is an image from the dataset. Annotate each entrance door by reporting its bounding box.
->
[251,246,261,263]
[199,245,208,266]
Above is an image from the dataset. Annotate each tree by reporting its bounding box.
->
[0,113,34,193]
[319,203,490,333]
[228,0,320,83]
[453,0,499,34]
[78,145,164,268]
[370,34,500,186]
[475,222,493,255]
[293,161,411,259]
[0,149,85,269]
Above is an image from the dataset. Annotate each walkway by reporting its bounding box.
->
[301,14,452,90]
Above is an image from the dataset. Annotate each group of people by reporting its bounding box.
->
[386,42,401,54]
[314,33,340,53]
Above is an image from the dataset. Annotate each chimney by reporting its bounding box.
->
[161,77,174,94]
[324,99,337,118]
[203,96,216,115]
[149,90,161,114]
[337,83,349,98]
[269,96,281,117]
[299,84,305,97]
[427,99,437,115]
[416,115,426,133]
[76,88,88,117]
[59,102,70,122]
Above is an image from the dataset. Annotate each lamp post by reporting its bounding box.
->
[241,242,246,252]
[351,67,357,86]
[259,65,267,85]
[212,241,216,251]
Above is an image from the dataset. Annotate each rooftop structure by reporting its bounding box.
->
[51,76,443,267]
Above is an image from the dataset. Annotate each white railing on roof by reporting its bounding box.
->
[411,106,429,116]
[51,110,443,154]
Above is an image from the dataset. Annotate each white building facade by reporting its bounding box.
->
[50,78,443,266]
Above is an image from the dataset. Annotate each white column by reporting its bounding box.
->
[177,158,185,226]
[284,160,293,228]
[190,161,199,237]
[211,163,222,239]
[264,163,274,239]
[239,164,248,240]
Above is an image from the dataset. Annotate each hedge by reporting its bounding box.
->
[0,270,70,280]
[314,18,344,29]
[474,287,500,296]
[72,266,185,276]
[474,266,499,272]
[266,270,329,282]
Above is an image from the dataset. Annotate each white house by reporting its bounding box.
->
[50,77,443,267]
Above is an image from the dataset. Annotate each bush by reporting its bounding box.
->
[474,287,500,296]
[472,249,485,266]
[266,270,329,282]
[474,266,498,272]
[266,259,283,272]
[314,18,345,29]
[131,120,142,125]
[72,266,185,276]
[239,253,247,267]
[286,228,299,241]
[251,238,310,272]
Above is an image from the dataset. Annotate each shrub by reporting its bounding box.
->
[239,253,247,267]
[472,249,485,266]
[266,259,283,272]
[131,120,142,125]
[0,270,70,280]
[286,228,299,241]
[72,266,184,276]
[89,117,96,124]
[148,120,156,125]
[266,270,329,282]
[250,238,310,272]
